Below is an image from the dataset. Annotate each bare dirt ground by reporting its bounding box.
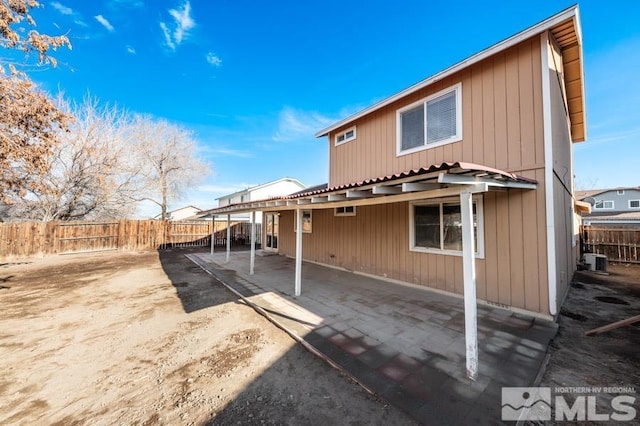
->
[0,249,413,425]
[538,263,640,424]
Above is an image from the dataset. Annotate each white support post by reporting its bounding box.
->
[294,208,302,296]
[210,215,215,254]
[226,214,231,263]
[460,189,479,381]
[250,211,256,275]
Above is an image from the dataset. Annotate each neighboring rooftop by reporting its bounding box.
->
[576,187,640,201]
[215,177,306,200]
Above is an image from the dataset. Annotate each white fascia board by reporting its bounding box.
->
[315,6,578,138]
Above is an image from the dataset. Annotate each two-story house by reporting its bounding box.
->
[577,187,640,226]
[207,6,586,378]
[214,177,306,224]
[154,205,203,221]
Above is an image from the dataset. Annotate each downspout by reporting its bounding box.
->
[541,31,557,316]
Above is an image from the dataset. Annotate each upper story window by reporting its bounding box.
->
[617,190,625,195]
[335,126,357,146]
[397,83,462,156]
[594,200,614,210]
[629,200,640,209]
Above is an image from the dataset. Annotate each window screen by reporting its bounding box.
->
[414,202,477,252]
[442,203,462,251]
[414,205,440,249]
[426,90,457,144]
[400,104,425,151]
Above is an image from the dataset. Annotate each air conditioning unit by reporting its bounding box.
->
[584,253,607,272]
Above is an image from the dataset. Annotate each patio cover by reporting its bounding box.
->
[204,161,537,215]
[203,161,538,380]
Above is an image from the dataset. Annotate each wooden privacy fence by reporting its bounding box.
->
[581,226,640,264]
[0,219,262,259]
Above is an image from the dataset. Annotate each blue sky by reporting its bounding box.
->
[28,0,640,215]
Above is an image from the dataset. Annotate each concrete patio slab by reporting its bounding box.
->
[187,251,557,424]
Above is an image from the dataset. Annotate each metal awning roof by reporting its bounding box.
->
[204,162,537,215]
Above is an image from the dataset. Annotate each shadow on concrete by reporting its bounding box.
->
[156,247,413,424]
[182,249,559,424]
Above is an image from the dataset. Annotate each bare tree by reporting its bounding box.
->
[9,97,139,221]
[0,0,71,202]
[128,116,210,220]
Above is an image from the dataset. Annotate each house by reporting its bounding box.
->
[576,187,640,226]
[207,6,586,379]
[213,177,306,224]
[155,205,203,221]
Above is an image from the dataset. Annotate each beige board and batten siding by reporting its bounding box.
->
[276,184,550,315]
[328,37,545,188]
[309,36,551,315]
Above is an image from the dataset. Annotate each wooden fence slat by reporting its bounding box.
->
[0,219,262,260]
[582,226,640,264]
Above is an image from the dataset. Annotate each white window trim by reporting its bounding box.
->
[628,200,640,209]
[409,196,484,259]
[293,209,312,233]
[334,206,356,216]
[334,126,357,146]
[594,200,614,210]
[396,83,463,156]
[617,190,625,195]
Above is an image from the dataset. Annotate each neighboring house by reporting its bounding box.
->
[209,6,585,324]
[155,205,203,221]
[212,178,306,224]
[576,187,640,226]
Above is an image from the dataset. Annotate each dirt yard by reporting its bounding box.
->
[0,249,413,425]
[539,263,640,423]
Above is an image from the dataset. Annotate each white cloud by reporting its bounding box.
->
[160,1,195,51]
[50,2,87,26]
[212,148,251,158]
[272,107,335,142]
[51,2,74,15]
[109,0,144,8]
[159,22,175,50]
[95,15,115,32]
[126,45,136,54]
[206,52,222,67]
